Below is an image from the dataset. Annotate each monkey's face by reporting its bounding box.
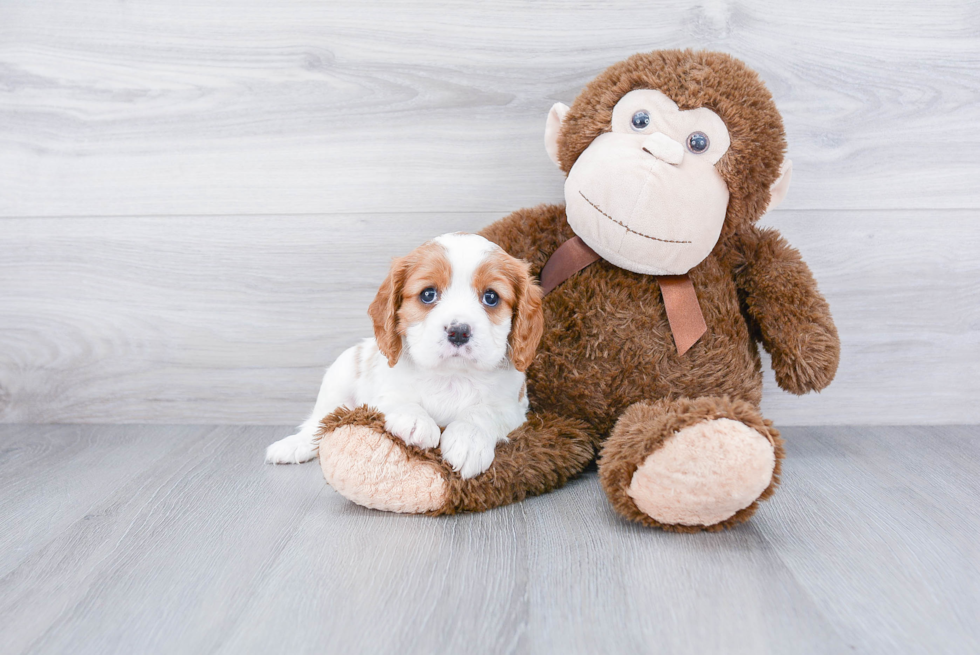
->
[561,90,732,276]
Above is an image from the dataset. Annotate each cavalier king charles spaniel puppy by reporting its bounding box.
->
[265,233,544,479]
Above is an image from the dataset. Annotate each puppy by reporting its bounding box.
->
[265,233,544,479]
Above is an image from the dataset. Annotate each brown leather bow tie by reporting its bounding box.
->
[539,236,707,356]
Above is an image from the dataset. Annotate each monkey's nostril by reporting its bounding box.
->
[643,146,680,165]
[642,133,684,165]
[446,323,472,347]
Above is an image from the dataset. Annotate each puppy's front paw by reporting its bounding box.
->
[440,422,496,479]
[266,432,319,464]
[385,411,442,450]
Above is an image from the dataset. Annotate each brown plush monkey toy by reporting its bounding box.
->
[317,50,840,532]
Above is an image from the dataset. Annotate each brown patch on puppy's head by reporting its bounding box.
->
[557,50,787,237]
[368,241,452,367]
[473,250,544,372]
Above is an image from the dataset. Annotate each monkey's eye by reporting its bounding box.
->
[482,289,499,307]
[687,131,710,154]
[420,287,438,304]
[630,110,651,131]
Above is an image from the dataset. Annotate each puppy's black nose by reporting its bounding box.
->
[446,323,471,346]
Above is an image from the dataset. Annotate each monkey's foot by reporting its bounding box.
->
[318,407,447,513]
[318,406,596,515]
[598,397,784,532]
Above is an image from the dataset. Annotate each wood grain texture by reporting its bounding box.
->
[0,424,977,654]
[2,209,977,425]
[758,426,980,653]
[2,1,977,425]
[0,425,327,655]
[1,0,978,217]
[0,425,215,579]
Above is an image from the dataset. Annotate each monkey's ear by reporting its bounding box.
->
[544,102,570,168]
[765,159,793,214]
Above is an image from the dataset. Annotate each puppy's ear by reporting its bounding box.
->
[508,261,545,372]
[367,256,408,367]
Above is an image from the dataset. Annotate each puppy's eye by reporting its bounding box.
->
[482,289,499,307]
[686,131,710,154]
[631,110,651,131]
[419,287,438,304]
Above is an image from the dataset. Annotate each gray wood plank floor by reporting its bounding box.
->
[1,425,976,655]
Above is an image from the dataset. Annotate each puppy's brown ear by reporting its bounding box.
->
[367,256,408,367]
[508,261,545,372]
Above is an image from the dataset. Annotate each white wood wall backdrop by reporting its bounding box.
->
[1,0,978,424]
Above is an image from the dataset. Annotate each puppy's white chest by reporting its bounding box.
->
[418,374,484,427]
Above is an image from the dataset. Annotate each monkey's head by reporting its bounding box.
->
[545,50,791,276]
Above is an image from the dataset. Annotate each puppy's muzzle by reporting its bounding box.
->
[446,322,471,347]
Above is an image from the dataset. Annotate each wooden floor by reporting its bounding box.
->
[0,425,976,654]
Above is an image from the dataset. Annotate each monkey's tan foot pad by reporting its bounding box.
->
[318,407,597,515]
[318,406,447,513]
[599,397,785,532]
[628,418,775,528]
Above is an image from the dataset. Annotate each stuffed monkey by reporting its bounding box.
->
[317,50,839,531]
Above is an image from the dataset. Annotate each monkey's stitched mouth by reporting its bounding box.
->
[578,191,691,244]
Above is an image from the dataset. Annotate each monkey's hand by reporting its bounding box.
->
[733,226,840,395]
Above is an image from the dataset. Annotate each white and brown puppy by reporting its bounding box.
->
[265,233,544,479]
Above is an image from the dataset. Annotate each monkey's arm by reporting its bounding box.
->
[479,203,574,277]
[732,226,840,394]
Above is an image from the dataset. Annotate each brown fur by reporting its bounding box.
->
[728,227,840,393]
[597,396,784,532]
[471,254,517,326]
[558,49,787,240]
[325,50,839,531]
[473,51,838,530]
[506,260,545,373]
[367,258,407,367]
[318,405,448,472]
[318,405,596,515]
[367,241,451,367]
[475,198,835,531]
[471,251,545,372]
